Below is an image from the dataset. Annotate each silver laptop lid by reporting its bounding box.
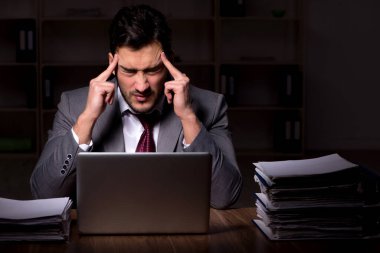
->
[76,152,211,234]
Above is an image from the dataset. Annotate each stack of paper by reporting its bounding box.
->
[0,197,72,241]
[253,153,380,240]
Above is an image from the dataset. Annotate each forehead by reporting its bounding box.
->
[116,42,162,69]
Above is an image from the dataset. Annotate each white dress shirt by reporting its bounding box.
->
[118,87,160,153]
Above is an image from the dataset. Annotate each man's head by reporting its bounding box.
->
[109,5,172,57]
[108,5,173,113]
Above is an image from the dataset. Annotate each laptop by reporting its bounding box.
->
[76,152,211,234]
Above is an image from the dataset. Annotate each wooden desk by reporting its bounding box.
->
[1,207,379,253]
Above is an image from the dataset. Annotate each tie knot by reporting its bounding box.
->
[134,113,157,130]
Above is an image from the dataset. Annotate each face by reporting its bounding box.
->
[108,42,167,113]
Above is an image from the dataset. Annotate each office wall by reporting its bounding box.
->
[304,0,380,150]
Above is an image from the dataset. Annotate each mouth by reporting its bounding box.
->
[133,92,152,103]
[135,95,148,102]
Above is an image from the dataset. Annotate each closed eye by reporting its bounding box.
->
[144,63,164,75]
[118,62,164,76]
[119,66,137,76]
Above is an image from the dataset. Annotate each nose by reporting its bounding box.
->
[134,71,149,92]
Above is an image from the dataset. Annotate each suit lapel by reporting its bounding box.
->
[157,105,182,152]
[93,99,125,152]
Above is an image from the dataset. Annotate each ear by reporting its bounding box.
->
[108,52,114,65]
[108,52,116,75]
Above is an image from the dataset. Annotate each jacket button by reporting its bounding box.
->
[67,154,72,159]
[60,169,66,175]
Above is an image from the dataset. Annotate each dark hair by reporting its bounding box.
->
[109,5,173,58]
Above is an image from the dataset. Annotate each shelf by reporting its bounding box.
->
[41,65,107,108]
[168,17,214,22]
[41,62,107,67]
[41,17,111,22]
[0,0,37,19]
[235,149,305,158]
[220,17,300,22]
[219,0,300,19]
[220,61,300,66]
[170,21,214,63]
[0,65,37,108]
[42,109,57,114]
[228,106,303,112]
[0,110,37,153]
[228,109,303,153]
[41,17,216,22]
[220,64,302,108]
[41,61,216,67]
[0,0,304,156]
[175,61,215,66]
[0,19,37,63]
[41,20,110,63]
[0,108,37,113]
[220,20,299,63]
[0,62,37,67]
[0,152,38,159]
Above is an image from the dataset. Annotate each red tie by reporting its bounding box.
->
[135,114,156,152]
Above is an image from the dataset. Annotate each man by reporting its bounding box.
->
[30,5,242,209]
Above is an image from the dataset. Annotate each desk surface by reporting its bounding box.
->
[1,207,379,253]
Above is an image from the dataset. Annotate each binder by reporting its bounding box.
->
[42,68,54,109]
[274,111,302,153]
[16,19,36,63]
[220,66,236,106]
[278,70,302,107]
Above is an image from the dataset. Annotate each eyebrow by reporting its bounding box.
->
[119,62,164,73]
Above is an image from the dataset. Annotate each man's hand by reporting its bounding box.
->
[84,54,119,120]
[73,54,118,144]
[161,52,193,120]
[161,52,201,145]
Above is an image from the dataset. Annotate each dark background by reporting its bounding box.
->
[1,0,380,208]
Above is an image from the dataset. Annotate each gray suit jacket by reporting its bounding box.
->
[30,82,242,209]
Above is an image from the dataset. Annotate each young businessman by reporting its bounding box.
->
[30,5,242,209]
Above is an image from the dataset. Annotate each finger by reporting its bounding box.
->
[105,90,114,105]
[164,85,173,104]
[161,52,183,80]
[99,82,115,105]
[95,54,119,82]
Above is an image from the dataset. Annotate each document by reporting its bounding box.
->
[252,154,380,240]
[0,197,72,241]
[254,153,358,186]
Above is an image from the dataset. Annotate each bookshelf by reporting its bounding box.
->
[0,0,304,158]
[218,0,304,157]
[0,0,38,156]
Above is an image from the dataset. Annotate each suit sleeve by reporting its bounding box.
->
[184,94,242,209]
[30,92,82,200]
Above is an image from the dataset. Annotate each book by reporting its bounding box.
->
[278,70,302,107]
[252,154,380,240]
[0,197,72,241]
